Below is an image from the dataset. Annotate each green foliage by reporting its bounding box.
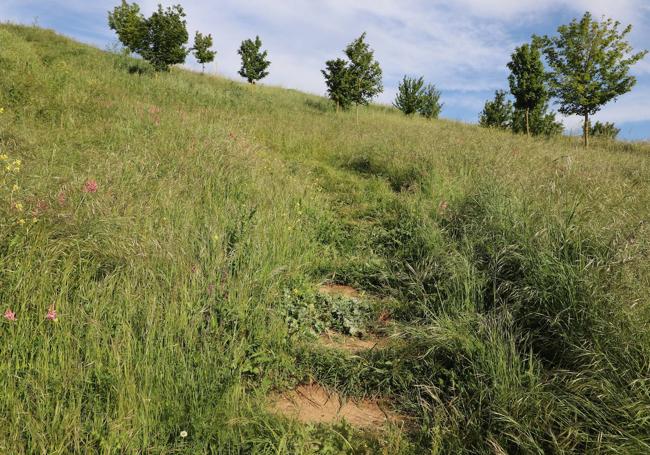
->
[281,287,371,338]
[192,31,215,72]
[590,120,620,139]
[321,58,353,111]
[108,2,189,71]
[479,90,513,130]
[321,33,383,110]
[394,77,443,119]
[419,83,443,119]
[344,33,383,106]
[507,42,548,135]
[541,12,647,146]
[142,4,189,71]
[393,75,424,115]
[107,1,146,54]
[321,33,382,113]
[481,90,562,137]
[237,36,270,84]
[512,103,564,137]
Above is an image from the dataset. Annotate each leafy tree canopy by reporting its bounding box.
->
[419,83,443,119]
[393,77,442,119]
[393,76,425,115]
[108,2,190,71]
[512,103,564,137]
[193,31,215,72]
[238,36,271,84]
[590,121,620,139]
[344,33,383,106]
[540,12,647,146]
[479,90,513,130]
[508,42,548,135]
[108,0,146,54]
[322,58,353,111]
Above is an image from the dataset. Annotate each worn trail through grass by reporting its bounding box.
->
[1,24,650,454]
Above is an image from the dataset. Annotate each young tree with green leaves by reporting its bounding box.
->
[512,103,563,137]
[344,33,383,121]
[393,76,424,115]
[540,12,647,147]
[192,31,215,73]
[590,121,620,139]
[142,4,189,71]
[479,90,513,130]
[238,36,271,84]
[507,42,547,136]
[108,2,190,71]
[108,1,146,54]
[419,83,443,119]
[321,58,352,111]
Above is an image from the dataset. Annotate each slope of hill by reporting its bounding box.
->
[1,24,649,453]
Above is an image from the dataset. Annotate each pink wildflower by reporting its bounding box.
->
[83,179,98,193]
[32,199,49,216]
[4,309,16,321]
[46,306,57,321]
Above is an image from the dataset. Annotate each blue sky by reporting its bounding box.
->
[2,0,649,140]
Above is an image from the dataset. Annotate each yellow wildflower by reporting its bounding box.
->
[12,184,19,192]
[14,202,23,211]
[32,217,38,224]
[0,154,7,161]
[0,107,4,114]
[17,219,25,225]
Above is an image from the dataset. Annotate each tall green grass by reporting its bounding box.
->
[1,24,649,453]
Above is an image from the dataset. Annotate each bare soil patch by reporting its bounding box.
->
[319,329,387,353]
[318,283,361,299]
[269,383,404,429]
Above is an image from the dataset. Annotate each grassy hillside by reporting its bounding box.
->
[1,24,649,454]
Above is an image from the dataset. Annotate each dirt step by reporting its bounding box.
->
[318,283,362,299]
[319,329,387,353]
[269,383,405,430]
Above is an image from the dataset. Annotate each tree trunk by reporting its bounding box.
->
[525,108,530,136]
[201,63,205,74]
[583,113,589,148]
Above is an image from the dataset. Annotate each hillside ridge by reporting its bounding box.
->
[1,24,649,454]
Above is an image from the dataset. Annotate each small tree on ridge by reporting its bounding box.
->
[479,90,513,130]
[108,2,191,71]
[541,12,647,147]
[322,58,353,111]
[108,0,146,54]
[238,36,271,84]
[507,42,547,136]
[419,84,443,119]
[344,33,383,121]
[192,31,215,73]
[393,76,424,115]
